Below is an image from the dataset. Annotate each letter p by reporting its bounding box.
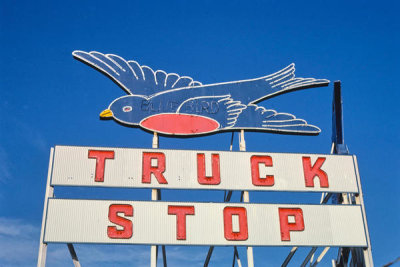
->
[278,208,305,241]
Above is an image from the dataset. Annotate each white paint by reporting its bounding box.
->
[232,215,240,233]
[288,215,296,224]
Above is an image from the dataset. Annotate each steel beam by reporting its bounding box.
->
[37,148,55,267]
[67,243,81,267]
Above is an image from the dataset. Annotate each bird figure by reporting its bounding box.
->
[73,51,329,136]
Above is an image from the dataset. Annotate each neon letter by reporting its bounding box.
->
[223,207,248,241]
[142,152,167,184]
[88,150,115,182]
[168,205,195,240]
[108,204,133,239]
[302,157,329,188]
[197,153,221,185]
[278,208,305,241]
[250,155,274,186]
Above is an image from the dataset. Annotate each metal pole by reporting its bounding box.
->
[310,247,330,267]
[234,247,243,267]
[151,132,162,267]
[239,130,254,267]
[353,156,374,266]
[281,247,298,267]
[204,132,236,267]
[300,247,318,267]
[204,246,214,267]
[332,81,373,266]
[231,248,236,267]
[161,245,167,267]
[37,148,55,267]
[332,82,344,146]
[67,243,81,267]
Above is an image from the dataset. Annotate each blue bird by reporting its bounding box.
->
[73,51,329,136]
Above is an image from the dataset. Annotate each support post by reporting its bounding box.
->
[239,130,254,267]
[37,148,55,267]
[300,247,318,267]
[281,247,298,267]
[233,247,243,267]
[67,243,81,267]
[161,245,167,267]
[204,132,236,267]
[332,82,345,152]
[150,132,166,267]
[204,246,214,267]
[332,81,373,266]
[353,157,374,266]
[310,247,330,267]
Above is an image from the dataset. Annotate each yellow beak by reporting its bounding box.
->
[100,109,113,118]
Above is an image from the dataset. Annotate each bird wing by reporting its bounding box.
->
[174,95,320,134]
[233,104,321,135]
[150,63,329,105]
[176,95,247,128]
[72,51,202,96]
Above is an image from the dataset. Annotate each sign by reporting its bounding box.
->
[44,199,367,247]
[73,51,329,136]
[37,51,372,267]
[51,146,359,193]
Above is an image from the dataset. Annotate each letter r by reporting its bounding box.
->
[142,152,168,184]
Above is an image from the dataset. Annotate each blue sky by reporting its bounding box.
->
[1,0,399,266]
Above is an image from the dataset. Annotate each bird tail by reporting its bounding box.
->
[253,64,329,103]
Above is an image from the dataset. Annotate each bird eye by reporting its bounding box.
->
[123,106,132,112]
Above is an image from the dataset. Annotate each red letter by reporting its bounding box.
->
[278,208,305,241]
[302,157,329,188]
[251,155,274,186]
[168,205,195,240]
[142,152,167,184]
[108,204,133,239]
[223,207,248,241]
[197,153,221,185]
[88,150,115,182]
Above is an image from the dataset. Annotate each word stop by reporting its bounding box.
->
[107,204,304,242]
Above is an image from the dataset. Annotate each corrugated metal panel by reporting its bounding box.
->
[44,199,367,247]
[51,145,358,193]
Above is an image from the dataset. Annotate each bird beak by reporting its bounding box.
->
[100,109,113,119]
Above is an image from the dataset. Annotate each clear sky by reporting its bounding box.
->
[1,0,399,266]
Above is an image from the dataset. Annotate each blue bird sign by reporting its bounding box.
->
[73,51,329,136]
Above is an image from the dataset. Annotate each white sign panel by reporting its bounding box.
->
[44,199,367,247]
[51,146,359,193]
[51,146,358,193]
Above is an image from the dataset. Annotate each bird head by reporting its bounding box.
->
[100,95,148,125]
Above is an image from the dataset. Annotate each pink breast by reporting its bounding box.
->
[140,114,219,135]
